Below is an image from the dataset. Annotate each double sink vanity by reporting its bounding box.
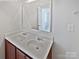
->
[5,30,53,59]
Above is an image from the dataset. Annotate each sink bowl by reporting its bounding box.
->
[26,40,44,51]
[20,32,36,38]
[23,40,50,59]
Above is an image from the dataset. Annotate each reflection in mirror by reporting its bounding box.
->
[22,0,52,32]
[37,6,51,32]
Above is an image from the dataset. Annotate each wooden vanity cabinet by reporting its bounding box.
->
[5,40,32,59]
[5,40,53,59]
[25,56,31,59]
[5,40,16,59]
[47,47,53,59]
[16,49,25,59]
[16,49,30,59]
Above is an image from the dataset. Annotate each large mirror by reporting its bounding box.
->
[22,0,52,32]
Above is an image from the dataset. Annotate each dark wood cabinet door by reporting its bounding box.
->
[16,49,32,59]
[16,49,25,59]
[5,40,16,59]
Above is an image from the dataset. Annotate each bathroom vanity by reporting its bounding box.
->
[5,31,53,59]
[5,40,32,59]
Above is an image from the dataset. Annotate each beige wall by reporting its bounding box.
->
[0,0,17,1]
[53,0,79,59]
[0,1,21,59]
[0,1,21,34]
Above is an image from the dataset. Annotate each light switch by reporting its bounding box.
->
[67,24,74,32]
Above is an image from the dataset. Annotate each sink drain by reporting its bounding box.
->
[37,38,43,41]
[22,33,27,35]
[36,47,39,50]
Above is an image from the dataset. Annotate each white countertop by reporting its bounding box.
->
[5,30,54,59]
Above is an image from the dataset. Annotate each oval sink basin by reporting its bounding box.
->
[26,40,44,51]
[23,40,49,59]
